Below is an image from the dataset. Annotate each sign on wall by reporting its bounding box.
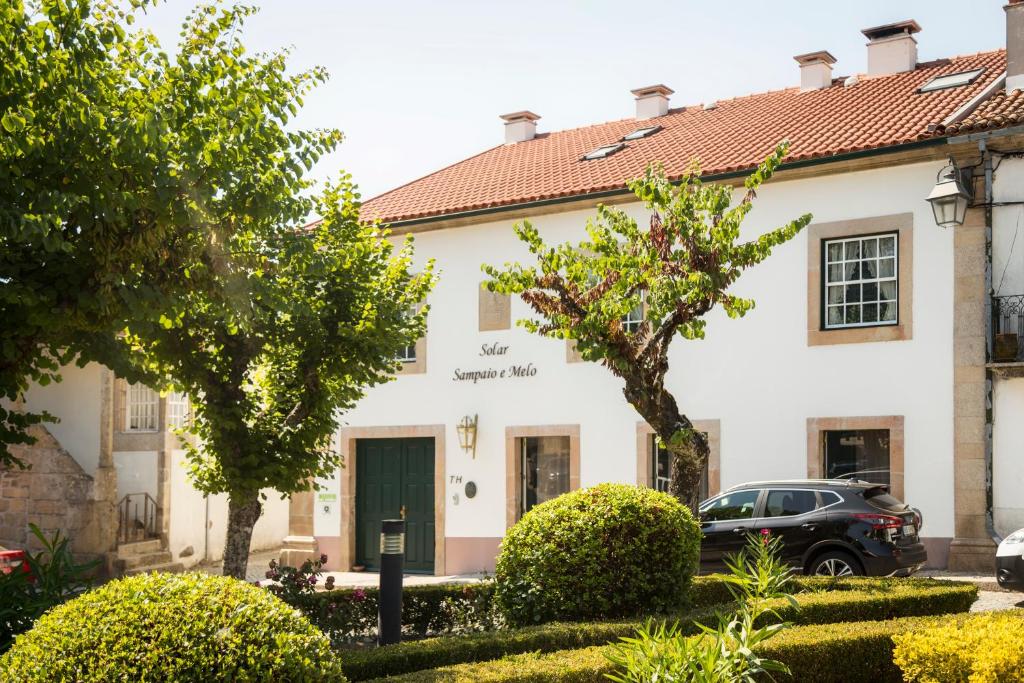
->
[452,342,538,383]
[313,473,341,536]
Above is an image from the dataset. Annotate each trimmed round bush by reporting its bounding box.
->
[0,571,346,682]
[494,483,701,626]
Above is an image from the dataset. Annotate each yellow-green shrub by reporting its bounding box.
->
[893,612,1024,682]
[0,572,346,682]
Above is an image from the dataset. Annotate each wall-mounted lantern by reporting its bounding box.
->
[456,414,478,458]
[926,159,972,228]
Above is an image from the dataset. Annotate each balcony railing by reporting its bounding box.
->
[117,492,161,545]
[993,294,1024,362]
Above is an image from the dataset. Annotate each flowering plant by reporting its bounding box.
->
[258,554,335,605]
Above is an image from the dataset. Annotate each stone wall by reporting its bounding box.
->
[0,425,111,563]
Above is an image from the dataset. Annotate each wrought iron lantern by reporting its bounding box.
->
[926,160,972,228]
[456,414,478,458]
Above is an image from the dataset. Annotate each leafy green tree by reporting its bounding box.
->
[484,145,810,509]
[121,179,433,579]
[0,0,338,466]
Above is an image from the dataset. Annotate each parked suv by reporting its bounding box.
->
[697,480,927,577]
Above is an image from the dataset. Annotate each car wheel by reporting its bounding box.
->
[810,551,863,577]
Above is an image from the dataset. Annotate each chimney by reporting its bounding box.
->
[794,51,837,91]
[1007,0,1024,91]
[631,84,674,120]
[862,20,921,76]
[500,111,540,144]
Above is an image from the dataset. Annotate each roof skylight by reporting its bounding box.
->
[582,143,625,160]
[622,125,662,141]
[919,69,984,93]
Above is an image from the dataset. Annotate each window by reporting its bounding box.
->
[125,383,158,431]
[823,233,897,329]
[166,391,190,429]
[622,125,661,141]
[823,429,890,487]
[919,69,984,93]
[764,489,818,517]
[700,489,759,522]
[582,143,625,161]
[622,295,644,333]
[397,305,419,363]
[521,436,570,515]
[650,435,708,501]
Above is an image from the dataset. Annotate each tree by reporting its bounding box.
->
[484,144,811,510]
[1,0,336,466]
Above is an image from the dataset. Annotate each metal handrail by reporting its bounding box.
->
[993,294,1024,361]
[117,492,160,545]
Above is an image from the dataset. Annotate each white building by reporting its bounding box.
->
[298,12,1024,575]
[7,9,1024,577]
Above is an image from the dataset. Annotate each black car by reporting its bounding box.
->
[697,479,927,576]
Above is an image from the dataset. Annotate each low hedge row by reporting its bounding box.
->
[299,573,945,644]
[369,610,1023,683]
[341,578,976,681]
[295,582,498,644]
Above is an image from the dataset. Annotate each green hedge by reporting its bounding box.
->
[370,610,1021,683]
[295,582,497,644]
[342,578,976,681]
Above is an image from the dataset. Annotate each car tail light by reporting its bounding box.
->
[853,513,903,530]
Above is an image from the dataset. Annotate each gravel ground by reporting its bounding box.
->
[971,590,1024,612]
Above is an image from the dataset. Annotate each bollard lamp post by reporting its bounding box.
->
[378,519,405,646]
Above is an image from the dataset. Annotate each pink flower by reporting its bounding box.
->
[352,588,367,602]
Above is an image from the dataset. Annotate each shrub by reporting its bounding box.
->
[260,553,336,603]
[0,524,99,653]
[0,572,346,682]
[342,578,975,681]
[495,483,701,626]
[892,612,1024,682]
[296,581,498,645]
[373,611,1020,683]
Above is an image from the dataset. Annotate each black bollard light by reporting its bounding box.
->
[377,519,405,646]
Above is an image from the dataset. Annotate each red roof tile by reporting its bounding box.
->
[362,50,1014,225]
[941,87,1024,135]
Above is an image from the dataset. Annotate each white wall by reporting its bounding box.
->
[21,362,102,475]
[167,449,290,567]
[335,159,958,543]
[113,450,158,499]
[992,157,1024,300]
[993,379,1024,536]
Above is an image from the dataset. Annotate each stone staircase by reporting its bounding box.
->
[113,539,184,576]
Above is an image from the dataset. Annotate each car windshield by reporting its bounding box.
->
[862,486,907,512]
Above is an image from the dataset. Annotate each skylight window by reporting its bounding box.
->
[622,125,662,141]
[919,69,984,93]
[582,143,625,161]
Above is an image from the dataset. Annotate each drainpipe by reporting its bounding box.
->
[979,139,1002,545]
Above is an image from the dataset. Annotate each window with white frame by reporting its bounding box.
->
[396,305,419,363]
[166,391,190,429]
[125,383,159,431]
[622,294,644,333]
[823,233,898,329]
[650,435,708,501]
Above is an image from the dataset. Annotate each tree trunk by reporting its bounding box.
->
[223,490,262,579]
[623,381,709,514]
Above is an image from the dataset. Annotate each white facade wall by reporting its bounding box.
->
[992,156,1024,537]
[21,362,102,475]
[321,159,960,569]
[166,448,289,567]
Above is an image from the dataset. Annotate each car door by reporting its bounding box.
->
[756,489,826,567]
[699,488,764,573]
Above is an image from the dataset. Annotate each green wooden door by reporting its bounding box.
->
[355,438,434,573]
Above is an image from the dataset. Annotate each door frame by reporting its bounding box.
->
[338,425,446,575]
[635,420,721,497]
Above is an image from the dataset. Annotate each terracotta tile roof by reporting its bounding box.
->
[941,87,1024,135]
[362,50,1013,225]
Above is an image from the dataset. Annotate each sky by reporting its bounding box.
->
[134,1,1008,203]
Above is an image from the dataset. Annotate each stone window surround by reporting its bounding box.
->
[479,282,511,331]
[335,424,447,575]
[505,424,581,528]
[807,213,914,346]
[806,415,904,501]
[634,420,721,497]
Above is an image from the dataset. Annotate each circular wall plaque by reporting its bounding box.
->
[464,481,477,499]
